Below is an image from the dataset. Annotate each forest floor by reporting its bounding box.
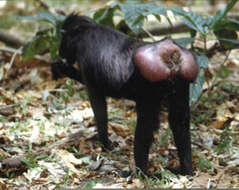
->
[0,0,239,189]
[0,47,238,189]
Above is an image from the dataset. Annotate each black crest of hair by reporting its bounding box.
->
[51,13,197,176]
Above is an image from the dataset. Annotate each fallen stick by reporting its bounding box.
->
[1,130,83,170]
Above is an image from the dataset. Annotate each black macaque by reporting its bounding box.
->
[51,14,199,176]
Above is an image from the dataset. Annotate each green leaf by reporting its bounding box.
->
[118,2,208,36]
[174,37,195,47]
[141,5,168,16]
[171,7,208,35]
[83,181,98,189]
[196,54,208,69]
[119,2,178,34]
[116,19,131,34]
[214,29,238,49]
[189,54,208,105]
[119,2,152,34]
[22,33,49,60]
[93,7,117,27]
[219,38,239,45]
[229,18,239,25]
[190,74,205,106]
[197,155,214,172]
[211,0,238,28]
[21,12,59,25]
[22,13,63,61]
[22,41,36,60]
[119,1,170,34]
[213,18,239,31]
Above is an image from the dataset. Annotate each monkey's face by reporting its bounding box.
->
[58,27,76,64]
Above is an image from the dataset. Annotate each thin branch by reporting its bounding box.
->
[0,103,21,110]
[0,31,25,48]
[36,0,66,15]
[0,46,49,63]
[205,43,239,58]
[5,47,22,78]
[142,27,156,42]
[1,130,84,169]
[140,22,190,37]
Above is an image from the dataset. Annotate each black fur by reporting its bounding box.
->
[51,14,194,176]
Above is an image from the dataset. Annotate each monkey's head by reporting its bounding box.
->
[134,38,199,82]
[59,14,96,64]
[61,13,96,34]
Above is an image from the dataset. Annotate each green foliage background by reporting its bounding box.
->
[22,0,239,105]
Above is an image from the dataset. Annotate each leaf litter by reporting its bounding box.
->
[0,49,238,189]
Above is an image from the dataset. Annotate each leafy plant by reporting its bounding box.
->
[60,79,75,104]
[22,0,238,104]
[51,79,76,107]
[157,127,172,147]
[21,144,39,169]
[21,12,65,60]
[146,170,177,188]
[217,127,237,153]
[195,152,214,172]
[83,181,98,189]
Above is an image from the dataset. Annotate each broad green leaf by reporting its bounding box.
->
[141,6,168,16]
[49,36,61,60]
[119,2,156,34]
[213,18,239,31]
[190,74,205,105]
[22,26,61,61]
[174,37,195,47]
[21,12,59,25]
[118,2,177,34]
[22,13,63,61]
[196,54,208,69]
[117,2,209,36]
[217,33,239,49]
[229,18,239,25]
[153,14,162,22]
[22,34,49,60]
[197,154,214,171]
[171,8,208,35]
[211,0,238,28]
[94,7,116,27]
[190,54,208,105]
[218,38,239,45]
[116,19,132,34]
[83,181,97,189]
[214,22,239,49]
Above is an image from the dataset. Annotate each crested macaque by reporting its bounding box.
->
[51,14,198,176]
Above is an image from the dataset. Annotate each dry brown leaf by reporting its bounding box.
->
[211,120,227,129]
[124,111,135,117]
[109,122,131,137]
[55,149,88,178]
